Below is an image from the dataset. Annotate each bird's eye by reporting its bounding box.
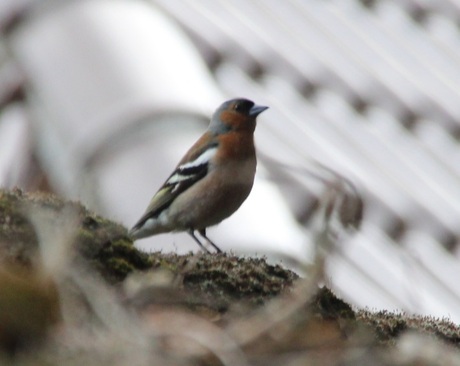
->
[233,100,253,113]
[234,103,243,112]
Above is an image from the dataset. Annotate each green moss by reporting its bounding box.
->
[0,189,151,283]
[93,239,152,283]
[309,287,355,320]
[147,252,299,310]
[102,258,136,281]
[356,310,460,347]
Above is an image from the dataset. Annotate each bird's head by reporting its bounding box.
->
[209,98,268,134]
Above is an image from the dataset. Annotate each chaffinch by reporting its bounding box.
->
[129,98,268,253]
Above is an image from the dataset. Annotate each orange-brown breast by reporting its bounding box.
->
[215,131,256,162]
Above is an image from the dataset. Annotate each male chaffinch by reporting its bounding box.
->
[129,98,268,253]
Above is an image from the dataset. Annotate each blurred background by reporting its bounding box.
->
[2,0,460,322]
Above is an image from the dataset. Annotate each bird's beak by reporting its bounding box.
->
[249,104,269,117]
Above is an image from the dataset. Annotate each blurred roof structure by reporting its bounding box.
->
[150,0,460,319]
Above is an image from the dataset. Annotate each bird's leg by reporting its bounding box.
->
[188,229,211,253]
[198,229,223,253]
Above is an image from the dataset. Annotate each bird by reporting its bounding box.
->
[129,98,268,253]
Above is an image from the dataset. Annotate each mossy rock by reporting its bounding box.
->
[357,310,460,347]
[145,253,299,312]
[2,188,460,359]
[0,188,152,283]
